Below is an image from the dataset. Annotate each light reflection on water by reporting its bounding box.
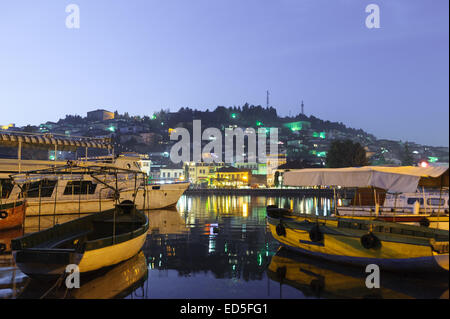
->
[1,195,448,299]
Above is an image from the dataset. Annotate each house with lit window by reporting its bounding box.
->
[183,162,225,186]
[212,167,251,188]
[160,163,184,181]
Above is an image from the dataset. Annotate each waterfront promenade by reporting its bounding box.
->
[184,187,343,197]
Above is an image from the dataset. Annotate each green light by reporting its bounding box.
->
[313,132,319,138]
[108,126,115,132]
[256,121,262,126]
[428,156,438,163]
[151,114,156,120]
[319,132,326,139]
[231,113,237,119]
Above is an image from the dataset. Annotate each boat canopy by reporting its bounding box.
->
[283,166,449,193]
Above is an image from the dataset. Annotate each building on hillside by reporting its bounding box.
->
[183,162,225,186]
[160,163,185,181]
[87,109,115,121]
[266,153,287,187]
[212,167,251,188]
[283,121,311,132]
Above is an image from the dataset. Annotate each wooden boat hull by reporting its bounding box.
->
[336,214,449,231]
[13,249,83,278]
[12,205,149,279]
[267,213,449,272]
[336,207,449,230]
[0,227,24,254]
[0,201,26,231]
[14,182,189,216]
[77,231,147,273]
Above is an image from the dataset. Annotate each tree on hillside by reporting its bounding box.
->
[401,142,415,166]
[326,139,369,168]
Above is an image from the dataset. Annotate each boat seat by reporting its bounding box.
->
[89,220,141,240]
[35,229,93,249]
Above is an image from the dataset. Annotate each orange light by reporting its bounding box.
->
[419,161,429,168]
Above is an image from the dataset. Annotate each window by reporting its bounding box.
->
[63,181,97,195]
[22,179,57,198]
[427,198,445,206]
[0,179,14,199]
[162,172,166,178]
[407,198,424,205]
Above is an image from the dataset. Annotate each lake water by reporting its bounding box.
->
[1,195,448,299]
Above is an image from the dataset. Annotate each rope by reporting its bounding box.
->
[39,271,66,299]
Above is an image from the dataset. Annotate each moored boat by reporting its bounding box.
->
[11,202,149,279]
[267,206,449,272]
[281,166,449,231]
[1,156,189,215]
[0,201,27,231]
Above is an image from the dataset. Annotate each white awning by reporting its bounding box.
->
[283,166,449,193]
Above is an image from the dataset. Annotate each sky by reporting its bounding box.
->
[0,0,448,146]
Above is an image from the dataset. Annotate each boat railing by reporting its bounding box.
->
[5,163,149,231]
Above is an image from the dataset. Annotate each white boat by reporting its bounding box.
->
[283,166,449,230]
[0,156,189,215]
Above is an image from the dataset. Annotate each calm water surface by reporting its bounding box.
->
[1,195,448,299]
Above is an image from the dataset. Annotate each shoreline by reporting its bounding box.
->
[183,188,346,197]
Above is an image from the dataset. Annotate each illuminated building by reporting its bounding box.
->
[266,153,287,187]
[183,161,225,186]
[282,121,311,132]
[87,109,115,121]
[212,167,251,188]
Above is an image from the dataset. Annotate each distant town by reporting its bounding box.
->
[1,105,448,188]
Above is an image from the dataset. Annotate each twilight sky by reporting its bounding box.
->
[0,0,448,146]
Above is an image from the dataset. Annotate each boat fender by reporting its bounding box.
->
[309,224,323,242]
[276,266,286,281]
[360,232,381,249]
[310,278,325,297]
[0,211,7,219]
[419,218,430,227]
[0,243,6,253]
[276,223,286,237]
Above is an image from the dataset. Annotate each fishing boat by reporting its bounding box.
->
[0,155,189,215]
[267,207,449,272]
[0,201,26,231]
[268,166,450,272]
[11,202,149,279]
[0,227,24,254]
[282,166,449,230]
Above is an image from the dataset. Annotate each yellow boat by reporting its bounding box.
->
[267,247,448,299]
[267,207,449,272]
[11,202,149,279]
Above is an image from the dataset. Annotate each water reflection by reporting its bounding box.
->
[267,247,449,299]
[1,195,448,299]
[18,251,148,299]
